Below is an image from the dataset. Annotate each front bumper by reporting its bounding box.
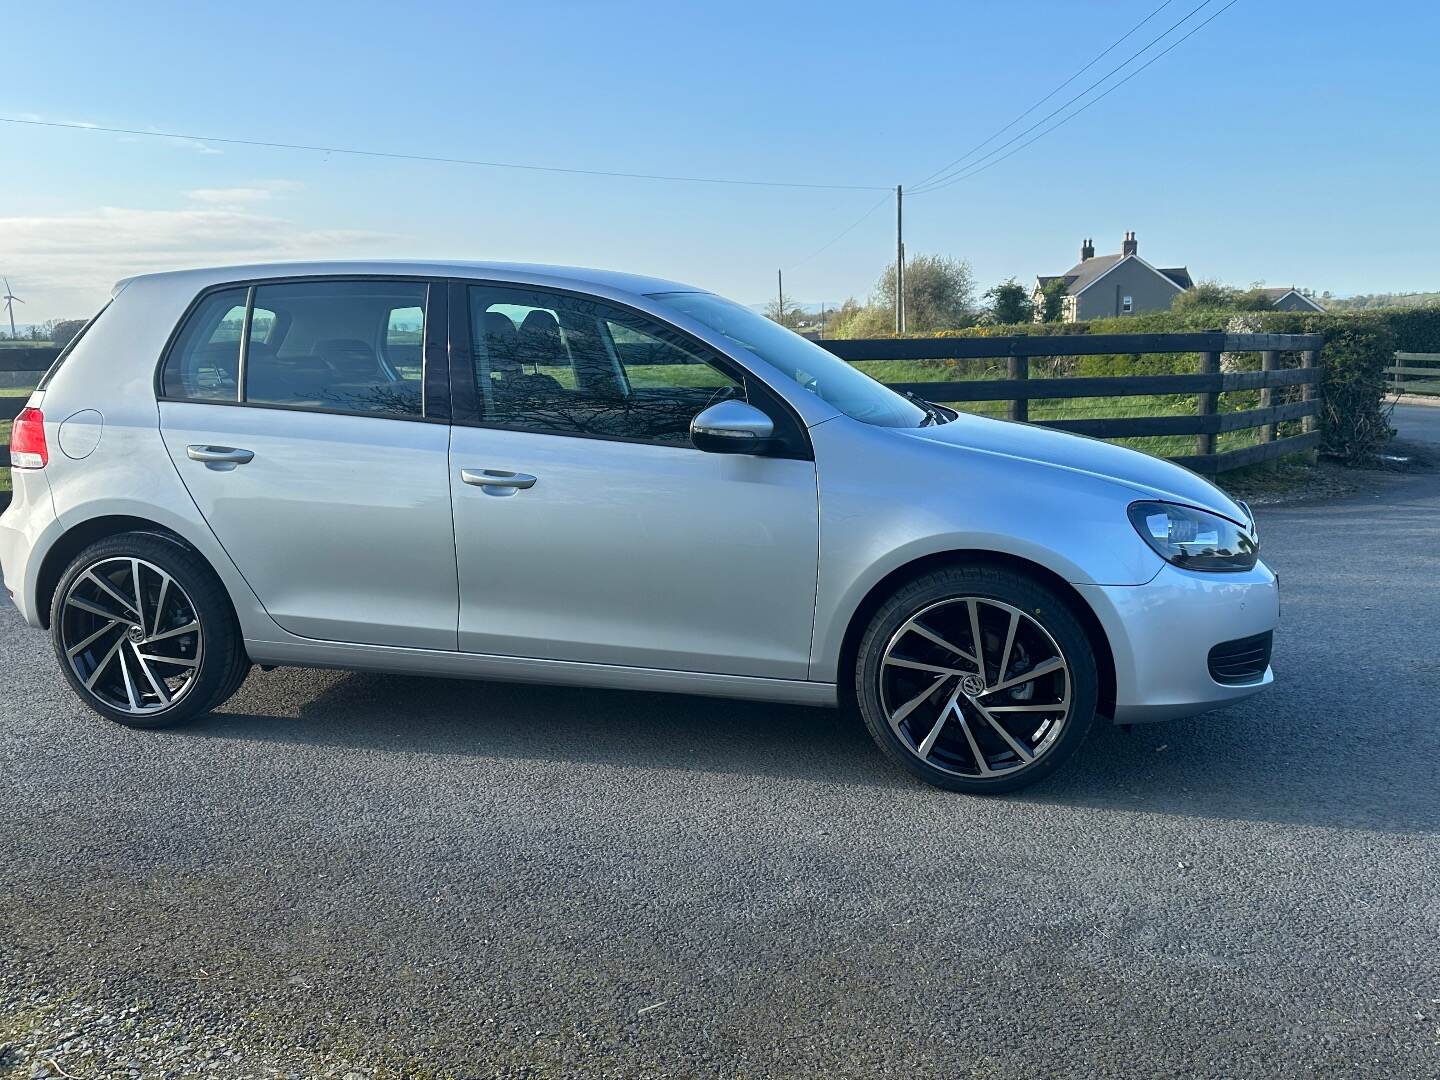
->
[1075,559,1279,724]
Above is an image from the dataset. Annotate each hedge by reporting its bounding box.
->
[877,307,1440,464]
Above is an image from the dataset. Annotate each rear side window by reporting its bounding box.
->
[161,288,248,401]
[161,280,427,419]
[246,281,425,417]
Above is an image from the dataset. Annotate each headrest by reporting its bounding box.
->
[483,312,520,372]
[316,338,378,378]
[516,309,563,367]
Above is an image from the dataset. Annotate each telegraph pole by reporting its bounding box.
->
[895,184,906,334]
[777,268,785,324]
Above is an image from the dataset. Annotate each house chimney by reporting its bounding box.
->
[1122,231,1137,257]
[1081,237,1095,262]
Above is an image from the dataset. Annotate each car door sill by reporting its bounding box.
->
[243,637,837,707]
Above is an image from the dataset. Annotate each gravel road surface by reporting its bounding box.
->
[3,438,1439,1079]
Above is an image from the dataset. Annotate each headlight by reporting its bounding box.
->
[1127,501,1258,572]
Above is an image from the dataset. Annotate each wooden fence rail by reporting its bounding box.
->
[0,351,51,469]
[820,331,1323,474]
[1386,352,1440,395]
[0,332,1323,485]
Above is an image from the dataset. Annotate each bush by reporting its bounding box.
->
[1374,306,1440,352]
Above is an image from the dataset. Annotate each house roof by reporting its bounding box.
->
[1257,286,1324,311]
[1036,254,1191,296]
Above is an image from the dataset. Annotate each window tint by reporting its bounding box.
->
[161,288,248,401]
[244,281,426,418]
[468,286,742,445]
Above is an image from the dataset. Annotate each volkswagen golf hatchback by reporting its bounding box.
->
[0,261,1278,793]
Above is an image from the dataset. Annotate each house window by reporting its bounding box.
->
[1122,295,1134,314]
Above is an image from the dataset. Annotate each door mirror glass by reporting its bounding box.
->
[691,400,775,454]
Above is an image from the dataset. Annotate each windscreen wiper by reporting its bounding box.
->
[903,390,947,427]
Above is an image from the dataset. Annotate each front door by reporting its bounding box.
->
[448,282,818,679]
[158,278,457,650]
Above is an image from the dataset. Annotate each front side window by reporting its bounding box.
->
[467,285,742,445]
[649,291,925,428]
[1122,295,1134,313]
[162,280,427,418]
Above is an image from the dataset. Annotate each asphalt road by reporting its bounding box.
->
[1394,399,1440,445]
[3,439,1440,1078]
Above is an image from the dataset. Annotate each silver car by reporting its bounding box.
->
[0,261,1277,793]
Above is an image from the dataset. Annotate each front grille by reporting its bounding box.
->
[1208,631,1273,685]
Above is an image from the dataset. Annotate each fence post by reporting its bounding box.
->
[1302,347,1320,463]
[1195,350,1220,462]
[1007,354,1029,423]
[1259,350,1278,443]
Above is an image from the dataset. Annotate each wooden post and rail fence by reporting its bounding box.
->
[820,331,1323,474]
[1384,352,1440,396]
[0,332,1326,506]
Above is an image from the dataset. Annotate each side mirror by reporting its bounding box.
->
[690,400,776,454]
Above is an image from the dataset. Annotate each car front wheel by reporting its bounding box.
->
[855,565,1098,794]
[50,532,250,729]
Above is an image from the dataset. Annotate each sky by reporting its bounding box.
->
[1,0,1436,323]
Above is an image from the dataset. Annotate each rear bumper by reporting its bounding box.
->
[0,469,60,627]
[1075,559,1279,724]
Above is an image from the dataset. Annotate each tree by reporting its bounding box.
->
[1173,280,1281,314]
[50,319,87,349]
[1037,279,1069,323]
[826,299,894,338]
[763,294,807,329]
[876,253,977,333]
[1172,279,1239,312]
[983,278,1033,325]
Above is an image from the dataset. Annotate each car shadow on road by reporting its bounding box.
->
[193,667,1440,836]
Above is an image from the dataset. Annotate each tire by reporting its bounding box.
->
[854,564,1098,794]
[50,531,250,729]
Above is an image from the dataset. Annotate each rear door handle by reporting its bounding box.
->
[187,445,255,464]
[461,468,537,490]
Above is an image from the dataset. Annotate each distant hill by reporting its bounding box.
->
[1320,290,1440,311]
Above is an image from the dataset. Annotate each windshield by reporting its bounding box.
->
[649,291,926,428]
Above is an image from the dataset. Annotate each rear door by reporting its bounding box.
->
[158,278,458,650]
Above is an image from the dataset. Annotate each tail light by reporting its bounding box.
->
[10,407,48,469]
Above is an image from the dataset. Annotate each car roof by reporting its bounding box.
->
[113,260,705,300]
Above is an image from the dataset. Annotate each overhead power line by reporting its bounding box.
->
[789,2,1238,279]
[0,115,892,192]
[910,0,1221,195]
[789,191,893,272]
[910,0,1178,191]
[913,0,1240,195]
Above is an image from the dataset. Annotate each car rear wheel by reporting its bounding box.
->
[855,565,1098,794]
[50,532,250,729]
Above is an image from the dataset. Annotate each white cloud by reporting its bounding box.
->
[184,180,303,208]
[0,200,394,320]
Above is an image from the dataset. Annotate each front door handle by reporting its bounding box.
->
[461,468,537,490]
[187,445,255,464]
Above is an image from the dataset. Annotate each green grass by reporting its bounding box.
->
[841,358,1270,458]
[1,384,36,492]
